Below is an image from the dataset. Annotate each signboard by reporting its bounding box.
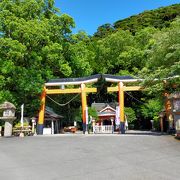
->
[115,106,120,125]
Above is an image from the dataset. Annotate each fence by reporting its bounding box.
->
[93,125,114,134]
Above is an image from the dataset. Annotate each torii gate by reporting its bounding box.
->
[37,74,143,134]
[104,75,143,133]
[37,75,100,134]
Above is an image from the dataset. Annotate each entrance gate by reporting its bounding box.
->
[37,74,143,135]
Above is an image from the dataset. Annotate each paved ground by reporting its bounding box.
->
[0,132,180,180]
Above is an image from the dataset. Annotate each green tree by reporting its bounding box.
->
[140,98,163,130]
[0,0,75,115]
[64,31,94,77]
[139,18,180,95]
[141,99,162,119]
[114,4,180,34]
[90,30,136,74]
[124,107,136,124]
[93,23,114,38]
[88,107,98,121]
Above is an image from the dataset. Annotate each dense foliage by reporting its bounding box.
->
[0,0,91,115]
[114,4,180,33]
[0,1,179,128]
[94,4,180,38]
[140,99,163,130]
[124,107,136,124]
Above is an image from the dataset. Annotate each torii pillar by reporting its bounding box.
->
[119,82,125,134]
[81,83,88,134]
[107,79,143,134]
[37,87,46,135]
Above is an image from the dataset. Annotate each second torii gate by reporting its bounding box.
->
[105,75,143,134]
[37,74,101,135]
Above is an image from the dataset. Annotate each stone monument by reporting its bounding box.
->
[0,101,16,137]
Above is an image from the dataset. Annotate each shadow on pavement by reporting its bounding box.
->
[125,130,168,136]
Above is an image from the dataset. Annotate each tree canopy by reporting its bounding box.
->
[0,0,91,115]
[94,4,180,38]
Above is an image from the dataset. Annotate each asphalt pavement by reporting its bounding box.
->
[0,132,179,180]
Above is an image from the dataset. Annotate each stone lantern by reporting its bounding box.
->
[0,101,16,137]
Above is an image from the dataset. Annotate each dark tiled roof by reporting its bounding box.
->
[45,106,63,119]
[91,102,117,112]
[91,103,107,112]
[102,74,134,80]
[47,74,102,83]
[46,74,134,83]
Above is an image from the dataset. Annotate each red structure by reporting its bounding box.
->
[91,103,116,125]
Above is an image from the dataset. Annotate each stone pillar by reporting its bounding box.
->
[31,118,36,134]
[150,120,154,131]
[4,120,13,137]
[111,119,114,134]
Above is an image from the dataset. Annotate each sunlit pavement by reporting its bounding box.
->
[0,131,179,180]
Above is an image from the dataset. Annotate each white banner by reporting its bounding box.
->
[115,106,120,125]
[86,106,88,125]
[20,104,24,128]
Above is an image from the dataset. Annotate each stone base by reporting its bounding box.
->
[37,124,44,135]
[120,122,125,134]
[4,121,13,137]
[19,132,24,137]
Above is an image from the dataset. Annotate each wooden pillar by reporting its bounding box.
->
[160,117,164,132]
[51,120,54,134]
[56,120,59,134]
[37,87,46,135]
[118,82,125,134]
[81,83,87,134]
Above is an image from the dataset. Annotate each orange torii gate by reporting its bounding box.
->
[37,75,100,134]
[105,75,143,134]
[37,74,143,135]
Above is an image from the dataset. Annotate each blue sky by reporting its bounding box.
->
[55,0,180,35]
